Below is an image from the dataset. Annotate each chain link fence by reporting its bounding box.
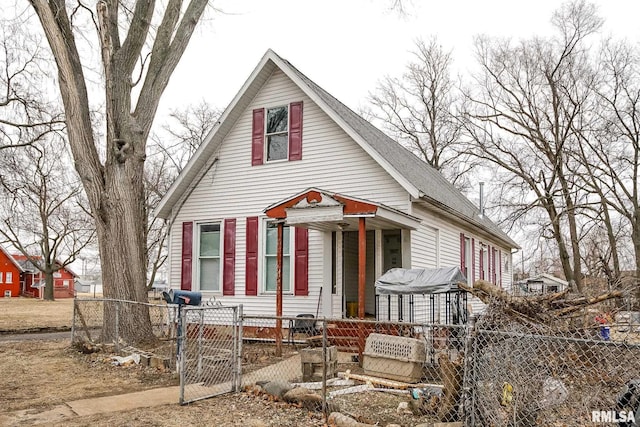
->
[71,298,178,366]
[71,297,640,425]
[467,311,640,426]
[179,305,241,404]
[238,315,468,425]
[237,314,640,426]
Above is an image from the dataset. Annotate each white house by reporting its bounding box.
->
[515,274,569,295]
[155,49,519,321]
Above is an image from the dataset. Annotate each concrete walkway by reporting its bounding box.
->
[0,353,303,426]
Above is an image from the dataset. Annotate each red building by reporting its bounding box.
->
[0,245,23,298]
[12,254,77,299]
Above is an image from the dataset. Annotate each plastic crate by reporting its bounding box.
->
[363,333,426,383]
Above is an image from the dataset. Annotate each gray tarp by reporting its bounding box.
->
[375,267,467,295]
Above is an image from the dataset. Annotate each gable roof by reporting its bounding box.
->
[0,244,23,272]
[11,254,78,277]
[155,49,518,249]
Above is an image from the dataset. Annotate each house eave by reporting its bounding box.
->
[415,197,520,250]
[155,51,279,220]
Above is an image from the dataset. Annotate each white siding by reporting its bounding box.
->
[408,204,514,318]
[168,69,409,317]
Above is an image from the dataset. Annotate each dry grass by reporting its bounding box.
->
[0,338,324,427]
[0,339,177,413]
[0,297,75,331]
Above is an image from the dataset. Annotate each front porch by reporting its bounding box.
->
[264,188,420,320]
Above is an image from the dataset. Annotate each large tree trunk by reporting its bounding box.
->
[29,0,208,344]
[633,220,640,304]
[43,270,54,301]
[545,197,577,288]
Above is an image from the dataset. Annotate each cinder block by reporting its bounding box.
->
[300,346,338,382]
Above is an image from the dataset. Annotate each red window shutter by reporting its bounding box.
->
[492,247,497,284]
[289,101,303,161]
[488,245,493,284]
[479,245,484,280]
[499,249,503,288]
[181,222,193,291]
[471,238,476,283]
[459,233,465,272]
[245,217,259,296]
[294,227,309,296]
[223,219,236,296]
[251,109,265,166]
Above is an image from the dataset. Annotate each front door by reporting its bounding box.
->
[337,229,403,318]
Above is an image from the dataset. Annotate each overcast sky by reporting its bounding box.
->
[158,0,640,120]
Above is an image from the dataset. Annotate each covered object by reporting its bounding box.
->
[375,267,469,325]
[375,267,467,295]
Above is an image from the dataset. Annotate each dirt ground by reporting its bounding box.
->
[0,298,438,426]
[0,338,326,426]
[0,337,439,426]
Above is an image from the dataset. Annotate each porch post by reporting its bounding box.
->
[276,221,283,357]
[358,217,366,319]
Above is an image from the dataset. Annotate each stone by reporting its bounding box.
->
[327,412,376,427]
[261,381,293,399]
[283,387,323,410]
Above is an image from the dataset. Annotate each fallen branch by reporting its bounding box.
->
[339,370,410,389]
[459,280,624,324]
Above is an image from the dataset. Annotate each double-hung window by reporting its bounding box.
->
[6,272,12,283]
[265,106,288,161]
[198,223,221,291]
[264,222,290,292]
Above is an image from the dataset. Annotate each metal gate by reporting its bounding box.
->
[178,305,242,404]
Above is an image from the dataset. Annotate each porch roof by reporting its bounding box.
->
[264,188,421,231]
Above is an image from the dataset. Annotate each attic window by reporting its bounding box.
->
[252,102,303,165]
[266,106,288,161]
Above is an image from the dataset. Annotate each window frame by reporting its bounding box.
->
[195,221,223,293]
[261,219,294,294]
[264,105,289,163]
[0,272,3,283]
[481,245,488,281]
[6,272,12,284]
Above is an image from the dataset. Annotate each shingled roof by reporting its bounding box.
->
[156,50,518,249]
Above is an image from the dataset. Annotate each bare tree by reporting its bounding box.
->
[28,0,209,341]
[368,37,472,190]
[144,149,175,291]
[580,38,640,296]
[145,101,220,289]
[462,0,603,291]
[0,16,64,150]
[153,100,221,172]
[0,139,95,300]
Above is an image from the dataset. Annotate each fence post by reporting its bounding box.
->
[322,318,328,418]
[235,305,243,392]
[197,308,204,381]
[114,301,120,352]
[464,325,477,427]
[71,297,77,344]
[179,307,186,404]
